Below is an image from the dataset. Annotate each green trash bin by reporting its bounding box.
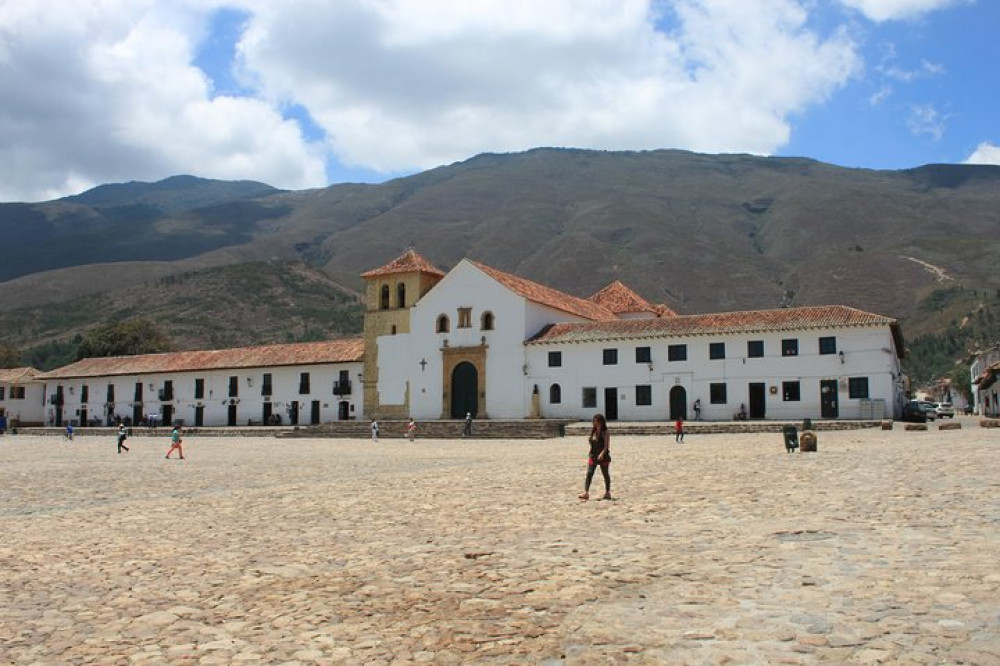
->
[783,425,799,452]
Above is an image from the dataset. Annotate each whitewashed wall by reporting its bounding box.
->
[45,362,364,427]
[407,261,530,419]
[526,326,902,421]
[0,381,46,425]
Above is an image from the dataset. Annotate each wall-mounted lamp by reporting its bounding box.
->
[68,386,75,394]
[246,377,253,386]
[522,364,529,376]
[647,362,654,372]
[149,383,155,390]
[839,350,845,364]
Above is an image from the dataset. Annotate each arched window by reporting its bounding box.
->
[549,383,562,404]
[436,314,450,333]
[380,284,390,310]
[481,311,495,331]
[397,283,406,308]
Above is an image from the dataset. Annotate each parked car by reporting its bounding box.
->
[934,402,955,418]
[901,400,927,423]
[918,401,938,420]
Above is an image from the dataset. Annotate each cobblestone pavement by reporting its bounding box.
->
[1,421,998,664]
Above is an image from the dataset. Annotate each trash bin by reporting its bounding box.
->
[802,418,813,431]
[782,425,799,452]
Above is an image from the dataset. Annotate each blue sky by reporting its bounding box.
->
[0,0,997,201]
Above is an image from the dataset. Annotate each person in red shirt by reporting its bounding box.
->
[675,417,685,443]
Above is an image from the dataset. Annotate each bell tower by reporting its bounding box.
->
[360,249,444,418]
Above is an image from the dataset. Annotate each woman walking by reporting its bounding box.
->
[579,413,611,501]
[116,423,129,454]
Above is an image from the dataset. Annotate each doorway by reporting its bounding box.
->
[451,362,479,418]
[262,402,273,425]
[162,405,173,427]
[195,405,204,427]
[227,403,237,426]
[310,400,321,425]
[604,387,619,421]
[748,383,767,419]
[288,401,299,426]
[820,380,839,418]
[338,401,350,420]
[669,385,687,421]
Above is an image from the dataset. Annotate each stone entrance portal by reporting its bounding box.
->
[442,344,487,419]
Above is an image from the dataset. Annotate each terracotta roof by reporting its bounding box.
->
[589,281,676,317]
[469,261,619,322]
[0,367,43,384]
[38,339,365,380]
[361,249,445,279]
[527,305,902,350]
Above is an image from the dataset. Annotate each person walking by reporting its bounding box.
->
[371,418,379,443]
[675,417,685,443]
[463,412,473,438]
[693,399,702,421]
[116,423,130,454]
[65,423,74,441]
[405,418,416,442]
[579,413,611,501]
[165,425,185,459]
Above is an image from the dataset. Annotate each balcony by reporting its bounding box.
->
[158,389,174,401]
[49,393,64,406]
[333,380,352,396]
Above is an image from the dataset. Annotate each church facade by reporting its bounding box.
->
[361,250,906,422]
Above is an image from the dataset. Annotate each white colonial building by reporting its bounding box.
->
[0,367,46,427]
[971,347,1000,417]
[37,340,363,428]
[361,251,906,422]
[23,249,906,427]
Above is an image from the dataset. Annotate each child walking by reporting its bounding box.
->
[674,417,685,442]
[165,426,185,459]
[116,423,129,453]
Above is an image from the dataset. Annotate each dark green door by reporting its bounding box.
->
[820,380,839,418]
[451,362,479,419]
[748,383,766,419]
[669,386,687,421]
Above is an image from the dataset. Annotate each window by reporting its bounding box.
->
[603,349,618,365]
[848,377,870,399]
[458,307,472,328]
[668,344,688,362]
[134,382,143,401]
[781,339,799,356]
[260,373,272,397]
[0,386,5,400]
[635,346,651,364]
[481,311,495,331]
[709,342,726,360]
[782,381,801,401]
[397,283,406,308]
[160,380,173,401]
[582,387,597,408]
[380,284,390,310]
[819,336,837,355]
[299,372,311,394]
[81,385,89,403]
[194,378,205,400]
[11,386,25,399]
[106,384,115,403]
[436,314,450,333]
[636,385,652,406]
[549,384,562,404]
[228,376,239,398]
[747,340,764,358]
[710,383,727,404]
[548,351,562,367]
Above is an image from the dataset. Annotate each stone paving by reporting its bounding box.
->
[1,419,998,665]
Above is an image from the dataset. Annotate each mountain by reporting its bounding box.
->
[2,148,999,378]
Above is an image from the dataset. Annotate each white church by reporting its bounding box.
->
[22,249,906,428]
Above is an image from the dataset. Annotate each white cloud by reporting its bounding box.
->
[0,0,325,201]
[906,104,947,140]
[236,0,860,174]
[838,0,968,22]
[0,0,864,201]
[965,142,1000,165]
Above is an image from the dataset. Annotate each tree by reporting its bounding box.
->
[0,342,21,368]
[76,319,173,360]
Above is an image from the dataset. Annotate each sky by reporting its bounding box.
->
[1,0,998,202]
